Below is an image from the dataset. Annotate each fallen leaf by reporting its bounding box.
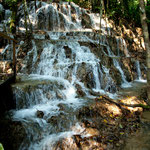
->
[120,132,124,135]
[110,114,113,118]
[103,119,108,123]
[99,96,103,99]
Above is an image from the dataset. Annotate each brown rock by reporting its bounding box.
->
[47,116,57,124]
[85,128,99,136]
[36,110,44,118]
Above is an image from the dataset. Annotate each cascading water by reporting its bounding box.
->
[106,43,131,88]
[13,30,107,149]
[1,1,144,149]
[136,60,142,80]
[135,60,146,82]
[13,75,88,150]
[18,1,106,32]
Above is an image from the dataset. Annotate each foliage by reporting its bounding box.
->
[2,0,150,32]
[0,143,4,150]
[5,0,19,33]
[5,0,18,9]
[101,0,141,26]
[71,0,150,29]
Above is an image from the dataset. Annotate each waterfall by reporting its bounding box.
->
[116,37,120,56]
[135,60,146,82]
[93,63,101,90]
[17,1,112,32]
[13,31,106,149]
[121,38,130,57]
[2,1,145,149]
[113,59,131,88]
[106,45,131,88]
[13,75,87,150]
[13,29,124,149]
[136,60,142,80]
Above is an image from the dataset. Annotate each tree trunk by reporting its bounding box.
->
[99,0,104,33]
[99,0,104,53]
[139,0,150,104]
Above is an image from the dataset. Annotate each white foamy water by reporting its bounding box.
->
[17,1,112,33]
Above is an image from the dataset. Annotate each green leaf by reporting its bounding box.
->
[0,143,4,150]
[109,140,113,142]
[119,124,123,129]
[120,132,124,135]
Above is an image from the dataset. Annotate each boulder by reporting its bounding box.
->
[47,116,57,124]
[86,71,95,89]
[36,110,44,118]
[64,45,72,59]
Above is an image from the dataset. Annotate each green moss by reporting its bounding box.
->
[139,104,150,109]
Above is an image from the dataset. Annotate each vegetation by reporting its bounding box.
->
[2,0,150,34]
[5,0,18,33]
[0,143,4,150]
[71,0,150,30]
